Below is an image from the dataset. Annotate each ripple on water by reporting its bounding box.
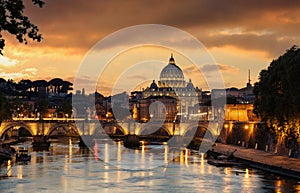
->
[0,145,299,192]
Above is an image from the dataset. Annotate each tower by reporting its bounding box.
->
[246,69,252,88]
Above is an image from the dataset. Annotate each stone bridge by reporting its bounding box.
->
[0,118,225,140]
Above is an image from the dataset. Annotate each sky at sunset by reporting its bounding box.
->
[1,0,300,96]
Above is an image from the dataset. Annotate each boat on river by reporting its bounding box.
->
[207,160,240,167]
[16,148,31,162]
[207,149,239,167]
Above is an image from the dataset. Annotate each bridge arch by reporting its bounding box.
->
[139,125,171,137]
[93,123,125,136]
[46,123,80,139]
[183,125,214,141]
[0,122,34,139]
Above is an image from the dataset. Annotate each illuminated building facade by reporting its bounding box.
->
[132,54,202,121]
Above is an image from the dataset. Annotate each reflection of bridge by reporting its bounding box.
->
[0,118,225,141]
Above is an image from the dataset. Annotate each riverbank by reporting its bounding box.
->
[210,143,300,180]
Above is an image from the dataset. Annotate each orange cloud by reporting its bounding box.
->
[1,0,299,94]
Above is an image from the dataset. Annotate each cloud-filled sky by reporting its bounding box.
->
[1,0,300,95]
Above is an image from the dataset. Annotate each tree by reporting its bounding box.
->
[32,79,48,93]
[61,81,73,93]
[0,0,45,54]
[0,92,11,123]
[19,79,32,92]
[49,78,63,93]
[36,98,48,118]
[254,45,300,156]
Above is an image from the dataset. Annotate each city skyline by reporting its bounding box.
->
[1,1,300,95]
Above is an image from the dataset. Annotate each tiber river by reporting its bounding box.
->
[0,139,299,193]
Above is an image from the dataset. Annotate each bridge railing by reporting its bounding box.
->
[11,117,87,122]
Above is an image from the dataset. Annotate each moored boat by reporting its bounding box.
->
[207,160,240,167]
[16,148,31,162]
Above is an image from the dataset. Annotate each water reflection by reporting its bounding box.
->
[0,141,299,193]
[6,160,12,177]
[275,179,283,193]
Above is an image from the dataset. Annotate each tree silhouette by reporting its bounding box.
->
[254,45,300,155]
[61,81,73,93]
[32,79,48,93]
[36,98,48,118]
[0,0,45,54]
[0,92,11,123]
[49,78,63,93]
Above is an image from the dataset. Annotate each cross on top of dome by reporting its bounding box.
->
[169,53,175,64]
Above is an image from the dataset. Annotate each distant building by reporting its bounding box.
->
[134,96,177,122]
[211,69,255,104]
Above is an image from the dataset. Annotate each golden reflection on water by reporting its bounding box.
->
[164,145,168,164]
[7,160,12,177]
[141,143,145,168]
[68,138,72,162]
[64,154,68,172]
[185,148,189,167]
[62,175,69,193]
[275,179,282,193]
[117,169,121,183]
[223,170,232,193]
[244,168,249,178]
[17,164,23,179]
[104,143,109,163]
[224,167,229,175]
[199,153,205,174]
[104,165,109,183]
[295,182,300,192]
[117,141,122,161]
[179,151,184,165]
[241,168,251,192]
[200,153,204,166]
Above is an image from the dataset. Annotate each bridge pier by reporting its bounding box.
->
[123,134,140,149]
[32,135,50,151]
[78,135,96,148]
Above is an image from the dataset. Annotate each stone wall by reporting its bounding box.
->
[220,122,299,158]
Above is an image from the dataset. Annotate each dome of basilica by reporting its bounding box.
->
[159,54,186,88]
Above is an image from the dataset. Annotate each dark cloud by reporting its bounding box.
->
[15,0,300,57]
[201,63,239,74]
[218,64,240,74]
[182,65,200,74]
[203,33,298,58]
[127,75,148,81]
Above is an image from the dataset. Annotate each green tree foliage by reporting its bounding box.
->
[254,46,300,148]
[0,0,45,54]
